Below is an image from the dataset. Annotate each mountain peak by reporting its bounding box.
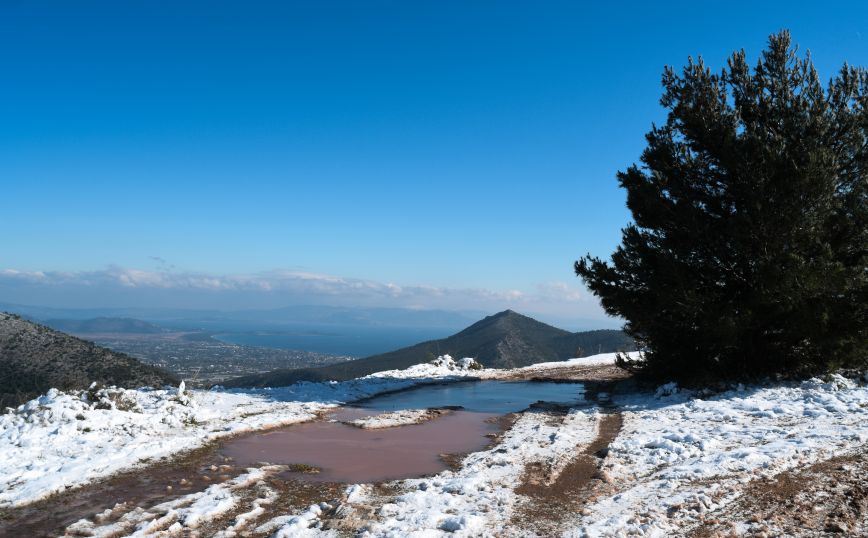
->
[226,311,636,387]
[478,309,528,324]
[462,309,550,333]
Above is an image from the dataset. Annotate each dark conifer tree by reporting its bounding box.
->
[575,31,867,383]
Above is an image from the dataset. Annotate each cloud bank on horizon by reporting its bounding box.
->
[0,267,613,327]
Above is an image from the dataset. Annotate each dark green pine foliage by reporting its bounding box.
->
[575,31,867,383]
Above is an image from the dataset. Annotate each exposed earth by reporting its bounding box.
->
[692,446,868,537]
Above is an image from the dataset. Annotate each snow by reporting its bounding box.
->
[5,349,868,538]
[62,466,284,537]
[328,357,868,537]
[355,408,600,537]
[560,373,868,536]
[270,504,336,538]
[0,355,482,508]
[212,485,279,538]
[477,351,636,378]
[343,408,453,429]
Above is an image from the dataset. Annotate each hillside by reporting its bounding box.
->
[0,312,179,409]
[225,310,635,387]
[42,317,166,334]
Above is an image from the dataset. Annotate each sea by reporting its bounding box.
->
[211,324,455,357]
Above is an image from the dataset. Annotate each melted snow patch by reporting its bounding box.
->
[344,408,452,429]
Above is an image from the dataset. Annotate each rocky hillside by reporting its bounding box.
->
[0,312,179,409]
[226,310,635,387]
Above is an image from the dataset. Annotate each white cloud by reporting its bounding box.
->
[536,281,584,302]
[0,266,610,324]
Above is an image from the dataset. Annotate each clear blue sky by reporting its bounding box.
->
[2,1,867,320]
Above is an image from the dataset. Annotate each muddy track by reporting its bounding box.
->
[0,403,342,538]
[0,408,350,538]
[510,385,625,536]
[0,443,229,537]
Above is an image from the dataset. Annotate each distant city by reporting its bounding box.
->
[0,303,484,386]
[78,330,352,386]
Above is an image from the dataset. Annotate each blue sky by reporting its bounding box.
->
[2,1,867,325]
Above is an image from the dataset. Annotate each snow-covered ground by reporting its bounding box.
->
[260,356,868,537]
[63,465,288,537]
[501,353,630,372]
[567,373,868,537]
[0,356,484,508]
[6,351,868,538]
[357,407,601,537]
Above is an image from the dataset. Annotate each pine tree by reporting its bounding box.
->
[575,31,867,383]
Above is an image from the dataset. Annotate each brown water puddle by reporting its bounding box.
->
[0,408,503,537]
[220,409,500,483]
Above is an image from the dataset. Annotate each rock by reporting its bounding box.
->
[825,521,850,533]
[593,470,614,483]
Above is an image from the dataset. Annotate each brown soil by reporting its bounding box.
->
[0,443,233,537]
[0,405,347,537]
[511,411,623,535]
[244,476,347,537]
[498,363,631,384]
[691,445,868,537]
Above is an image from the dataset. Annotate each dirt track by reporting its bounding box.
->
[692,446,868,537]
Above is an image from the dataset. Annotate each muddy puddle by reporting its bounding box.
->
[223,410,501,483]
[353,379,585,414]
[220,380,585,483]
[0,380,584,536]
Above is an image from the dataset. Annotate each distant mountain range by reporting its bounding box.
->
[42,317,167,334]
[0,312,178,409]
[0,302,484,330]
[226,310,635,388]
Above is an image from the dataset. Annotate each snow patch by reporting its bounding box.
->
[344,408,452,429]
